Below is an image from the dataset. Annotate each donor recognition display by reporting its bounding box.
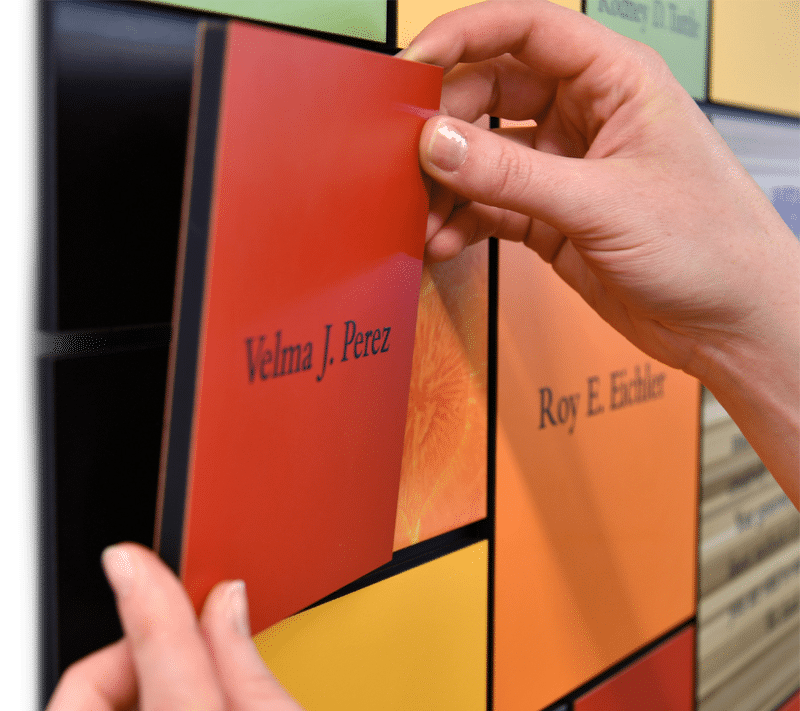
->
[156,19,442,633]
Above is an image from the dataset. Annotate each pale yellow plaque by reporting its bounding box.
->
[710,0,799,116]
[398,0,582,47]
[254,541,488,710]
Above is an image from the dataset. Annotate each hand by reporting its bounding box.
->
[46,543,304,711]
[402,0,799,505]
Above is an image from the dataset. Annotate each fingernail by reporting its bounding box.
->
[428,120,467,172]
[101,545,136,598]
[396,44,419,61]
[426,212,439,241]
[228,581,251,637]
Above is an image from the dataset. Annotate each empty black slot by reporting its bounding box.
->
[42,346,168,694]
[43,0,198,330]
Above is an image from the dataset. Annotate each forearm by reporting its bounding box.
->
[689,235,800,508]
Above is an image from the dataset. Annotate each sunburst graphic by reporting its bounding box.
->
[394,244,489,549]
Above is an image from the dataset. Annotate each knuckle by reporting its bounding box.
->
[638,41,668,70]
[628,40,672,85]
[489,141,533,206]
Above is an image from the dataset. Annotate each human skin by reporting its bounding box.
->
[401,0,799,507]
[45,544,303,711]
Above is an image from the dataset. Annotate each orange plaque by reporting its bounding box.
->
[495,241,699,708]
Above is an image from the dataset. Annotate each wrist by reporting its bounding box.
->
[687,265,799,508]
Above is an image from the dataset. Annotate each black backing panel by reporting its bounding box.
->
[44,0,197,331]
[43,347,169,694]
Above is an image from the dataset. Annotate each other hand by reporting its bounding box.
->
[46,543,305,711]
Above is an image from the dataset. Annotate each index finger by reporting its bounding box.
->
[400,0,614,78]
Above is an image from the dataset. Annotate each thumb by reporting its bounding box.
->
[199,581,304,710]
[419,115,593,239]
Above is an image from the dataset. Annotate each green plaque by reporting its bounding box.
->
[586,0,709,100]
[145,0,387,43]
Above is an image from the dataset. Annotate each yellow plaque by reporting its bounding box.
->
[255,541,488,710]
[398,0,581,47]
[710,0,799,116]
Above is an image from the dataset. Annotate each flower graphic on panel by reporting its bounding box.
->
[394,242,488,549]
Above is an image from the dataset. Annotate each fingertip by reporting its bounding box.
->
[426,207,448,242]
[422,115,583,233]
[425,230,467,263]
[201,580,251,639]
[396,39,437,65]
[228,581,251,638]
[101,544,140,599]
[421,116,470,175]
[200,582,304,709]
[101,542,190,616]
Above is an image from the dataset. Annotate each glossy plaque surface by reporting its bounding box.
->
[398,0,581,47]
[495,241,699,709]
[709,0,799,116]
[255,541,488,711]
[145,0,388,42]
[574,626,695,711]
[586,0,709,100]
[157,21,442,633]
[394,242,488,550]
